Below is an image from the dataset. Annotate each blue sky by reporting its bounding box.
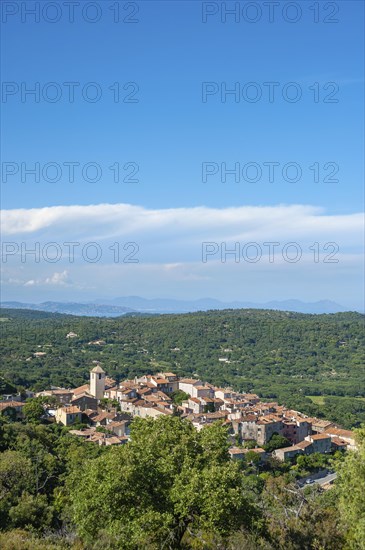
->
[1,1,364,308]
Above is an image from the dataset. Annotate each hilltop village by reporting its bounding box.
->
[1,365,356,462]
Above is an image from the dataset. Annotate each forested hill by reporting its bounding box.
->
[1,308,364,427]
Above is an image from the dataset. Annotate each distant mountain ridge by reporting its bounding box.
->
[0,297,351,316]
[101,296,348,314]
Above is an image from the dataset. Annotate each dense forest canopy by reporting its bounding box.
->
[1,308,364,427]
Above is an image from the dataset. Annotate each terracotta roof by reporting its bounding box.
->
[72,392,94,400]
[155,407,173,415]
[324,427,354,439]
[205,411,227,419]
[41,389,72,395]
[138,388,152,395]
[229,447,244,455]
[151,377,169,384]
[59,406,81,414]
[69,428,96,437]
[0,401,25,410]
[73,384,90,395]
[296,440,313,450]
[92,412,115,422]
[331,437,348,446]
[311,419,334,428]
[84,409,98,417]
[104,436,124,445]
[311,433,331,440]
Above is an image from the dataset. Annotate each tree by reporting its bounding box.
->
[244,439,258,449]
[263,433,290,453]
[22,398,46,423]
[0,451,34,528]
[337,426,365,548]
[9,493,53,530]
[170,390,190,406]
[68,416,258,548]
[261,476,345,549]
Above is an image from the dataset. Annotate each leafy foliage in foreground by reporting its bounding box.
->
[69,417,257,548]
[0,414,364,549]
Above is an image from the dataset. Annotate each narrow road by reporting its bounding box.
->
[298,472,337,488]
[313,472,337,485]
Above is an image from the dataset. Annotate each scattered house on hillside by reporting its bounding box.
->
[71,393,98,412]
[330,437,348,451]
[0,401,25,420]
[69,427,128,446]
[310,418,335,434]
[89,411,116,427]
[214,388,232,401]
[282,418,312,445]
[324,427,357,450]
[178,378,202,396]
[185,397,204,414]
[1,393,28,402]
[273,442,311,461]
[256,417,284,446]
[107,420,131,437]
[55,405,82,426]
[191,385,213,399]
[228,447,245,460]
[36,388,74,405]
[305,433,332,454]
[244,394,260,405]
[238,415,258,442]
[149,375,178,393]
[66,332,78,338]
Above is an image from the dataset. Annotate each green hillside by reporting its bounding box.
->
[1,308,364,427]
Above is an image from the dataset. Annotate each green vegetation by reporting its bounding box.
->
[0,413,363,549]
[307,395,325,405]
[263,433,290,453]
[171,390,190,405]
[337,427,365,548]
[1,308,364,427]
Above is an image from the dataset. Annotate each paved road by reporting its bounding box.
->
[299,472,337,488]
[313,472,337,485]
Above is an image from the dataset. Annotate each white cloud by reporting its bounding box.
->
[1,202,363,246]
[24,270,72,287]
[1,202,363,308]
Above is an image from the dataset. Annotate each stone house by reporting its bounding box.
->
[256,417,284,446]
[178,378,202,396]
[71,393,98,412]
[305,433,332,454]
[55,405,82,426]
